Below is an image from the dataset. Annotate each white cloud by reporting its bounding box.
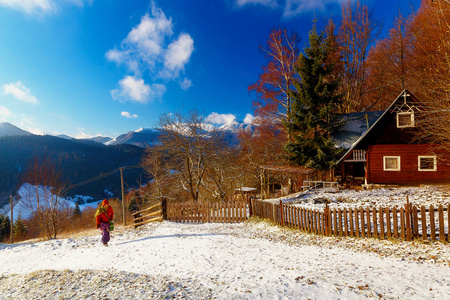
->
[243,113,255,124]
[106,4,173,72]
[233,0,343,17]
[0,0,93,15]
[105,48,128,64]
[179,78,192,90]
[26,127,44,135]
[235,0,277,7]
[0,106,11,117]
[2,81,39,105]
[75,128,93,139]
[111,75,166,103]
[121,111,138,119]
[0,0,54,14]
[162,33,194,79]
[206,112,237,125]
[283,0,344,17]
[106,1,194,97]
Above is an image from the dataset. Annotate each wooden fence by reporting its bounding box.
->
[132,202,163,228]
[251,199,450,242]
[167,201,248,223]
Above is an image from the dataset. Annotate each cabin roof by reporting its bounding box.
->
[336,89,416,165]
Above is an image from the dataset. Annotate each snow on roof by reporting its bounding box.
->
[235,187,257,192]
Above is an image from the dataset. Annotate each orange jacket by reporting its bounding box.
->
[96,199,114,226]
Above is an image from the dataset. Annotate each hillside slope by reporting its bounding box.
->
[0,135,146,205]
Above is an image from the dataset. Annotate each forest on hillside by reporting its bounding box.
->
[0,135,146,206]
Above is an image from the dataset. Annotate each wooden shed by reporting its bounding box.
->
[335,90,450,186]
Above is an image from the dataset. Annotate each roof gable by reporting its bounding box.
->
[337,89,421,164]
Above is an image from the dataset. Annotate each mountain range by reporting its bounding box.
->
[0,121,252,206]
[0,121,252,148]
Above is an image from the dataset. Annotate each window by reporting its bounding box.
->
[397,112,414,128]
[418,156,437,171]
[384,156,401,171]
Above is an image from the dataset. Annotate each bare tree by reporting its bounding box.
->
[153,109,225,202]
[21,156,69,239]
[141,144,171,201]
[249,28,300,140]
[202,144,242,201]
[408,0,450,150]
[337,0,382,113]
[238,117,285,199]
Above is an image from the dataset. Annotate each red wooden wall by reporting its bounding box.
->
[368,144,450,184]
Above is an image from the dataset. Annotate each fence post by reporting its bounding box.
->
[10,195,13,244]
[161,197,167,220]
[279,200,284,226]
[324,204,330,236]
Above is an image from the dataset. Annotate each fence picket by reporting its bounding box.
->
[355,208,360,238]
[430,205,436,241]
[393,207,398,239]
[421,206,427,241]
[372,207,377,239]
[400,208,406,241]
[438,205,444,242]
[379,207,385,240]
[386,207,391,239]
[360,208,365,238]
[344,208,348,237]
[448,204,450,242]
[412,205,419,239]
[366,207,371,238]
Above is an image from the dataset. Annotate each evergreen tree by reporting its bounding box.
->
[285,24,343,170]
[13,213,27,236]
[0,214,11,242]
[71,203,82,218]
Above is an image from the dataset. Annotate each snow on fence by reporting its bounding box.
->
[166,201,248,223]
[251,198,450,242]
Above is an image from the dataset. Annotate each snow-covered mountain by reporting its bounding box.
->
[0,122,33,137]
[106,128,162,148]
[218,120,253,146]
[106,121,254,148]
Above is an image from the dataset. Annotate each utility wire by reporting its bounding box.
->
[62,164,144,193]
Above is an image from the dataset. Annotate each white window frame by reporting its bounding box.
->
[383,156,401,171]
[397,111,415,128]
[418,156,437,172]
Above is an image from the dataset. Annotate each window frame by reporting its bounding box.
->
[418,155,437,172]
[396,111,415,128]
[383,156,401,171]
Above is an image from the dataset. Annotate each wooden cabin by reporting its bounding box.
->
[335,90,450,186]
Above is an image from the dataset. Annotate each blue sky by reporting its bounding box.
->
[0,0,420,138]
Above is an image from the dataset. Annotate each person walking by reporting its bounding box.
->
[95,199,114,246]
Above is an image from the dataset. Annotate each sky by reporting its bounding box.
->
[0,0,420,139]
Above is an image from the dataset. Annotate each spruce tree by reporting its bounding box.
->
[0,214,11,242]
[13,213,27,236]
[285,24,343,170]
[72,203,82,218]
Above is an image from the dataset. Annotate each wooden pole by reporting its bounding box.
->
[120,167,126,226]
[10,195,13,244]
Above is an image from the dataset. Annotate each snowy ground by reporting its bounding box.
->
[266,185,450,209]
[0,220,449,299]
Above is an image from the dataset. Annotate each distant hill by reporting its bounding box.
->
[0,135,146,207]
[0,122,33,137]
